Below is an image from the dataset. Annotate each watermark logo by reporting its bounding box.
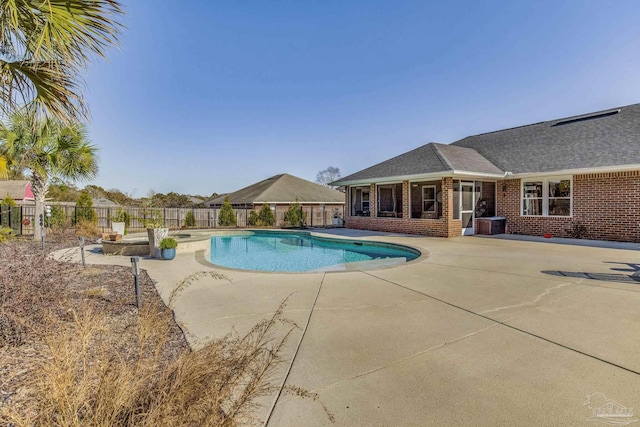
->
[584,393,637,425]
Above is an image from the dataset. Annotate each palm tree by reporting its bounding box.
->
[0,0,123,122]
[0,111,98,240]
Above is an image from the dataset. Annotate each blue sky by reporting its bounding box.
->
[84,1,640,197]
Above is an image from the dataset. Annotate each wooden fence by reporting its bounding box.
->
[2,203,345,235]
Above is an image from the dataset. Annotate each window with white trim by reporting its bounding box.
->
[361,190,370,213]
[522,177,572,216]
[422,185,436,212]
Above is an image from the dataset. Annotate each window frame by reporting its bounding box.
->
[521,176,572,217]
[422,185,436,213]
[361,190,370,213]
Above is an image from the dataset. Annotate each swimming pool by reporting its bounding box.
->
[207,231,420,272]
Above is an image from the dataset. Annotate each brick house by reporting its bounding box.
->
[332,104,640,242]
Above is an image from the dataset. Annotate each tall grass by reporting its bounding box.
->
[0,238,328,426]
[3,303,292,426]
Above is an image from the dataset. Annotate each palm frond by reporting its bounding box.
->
[0,0,123,122]
[0,58,85,122]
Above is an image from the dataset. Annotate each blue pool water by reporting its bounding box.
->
[207,231,420,272]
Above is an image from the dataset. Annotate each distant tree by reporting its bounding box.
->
[316,166,341,188]
[257,204,275,226]
[47,179,79,202]
[150,191,193,208]
[218,197,236,227]
[75,190,98,224]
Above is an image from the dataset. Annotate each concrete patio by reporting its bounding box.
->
[53,230,640,426]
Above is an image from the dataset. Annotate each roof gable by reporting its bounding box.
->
[207,174,344,205]
[334,142,502,185]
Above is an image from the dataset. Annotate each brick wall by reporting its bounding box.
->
[497,171,640,242]
[344,178,462,238]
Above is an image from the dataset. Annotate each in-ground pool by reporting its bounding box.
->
[207,230,420,272]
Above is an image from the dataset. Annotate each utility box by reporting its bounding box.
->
[477,217,506,235]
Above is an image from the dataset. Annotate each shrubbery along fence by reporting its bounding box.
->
[0,204,344,235]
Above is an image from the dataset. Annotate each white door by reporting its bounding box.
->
[461,182,475,235]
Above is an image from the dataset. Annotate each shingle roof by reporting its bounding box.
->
[452,103,640,174]
[333,142,502,185]
[0,180,32,201]
[205,174,344,206]
[335,103,640,185]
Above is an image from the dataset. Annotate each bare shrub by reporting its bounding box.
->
[75,219,101,238]
[2,302,295,426]
[0,239,331,426]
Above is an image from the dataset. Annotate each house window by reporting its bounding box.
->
[349,186,371,216]
[522,178,571,217]
[422,186,436,212]
[361,190,370,213]
[548,179,571,216]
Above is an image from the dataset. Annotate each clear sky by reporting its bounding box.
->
[83,1,640,197]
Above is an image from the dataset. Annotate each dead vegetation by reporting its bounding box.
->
[0,234,325,426]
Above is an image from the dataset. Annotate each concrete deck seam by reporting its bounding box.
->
[264,272,326,426]
[363,271,640,377]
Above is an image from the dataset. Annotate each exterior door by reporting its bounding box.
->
[461,182,475,235]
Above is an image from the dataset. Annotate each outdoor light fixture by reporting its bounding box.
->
[130,256,141,309]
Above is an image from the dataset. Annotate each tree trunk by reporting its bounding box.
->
[31,172,48,241]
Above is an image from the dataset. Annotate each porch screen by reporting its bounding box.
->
[378,186,395,212]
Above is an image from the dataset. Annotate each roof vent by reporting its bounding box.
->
[551,109,620,127]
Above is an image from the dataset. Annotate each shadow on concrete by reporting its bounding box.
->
[543,270,640,284]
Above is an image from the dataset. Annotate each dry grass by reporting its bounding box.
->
[0,237,329,426]
[75,220,101,238]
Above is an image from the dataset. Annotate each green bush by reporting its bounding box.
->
[247,205,275,227]
[45,205,67,229]
[0,226,13,243]
[183,211,196,228]
[75,190,97,224]
[247,210,259,226]
[258,204,275,226]
[283,201,306,227]
[159,237,178,249]
[218,197,236,227]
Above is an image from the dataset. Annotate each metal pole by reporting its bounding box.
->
[131,256,141,309]
[78,237,86,267]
